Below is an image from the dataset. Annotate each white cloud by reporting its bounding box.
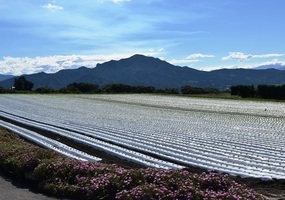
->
[96,0,131,3]
[252,54,284,58]
[200,65,238,71]
[148,48,165,53]
[42,3,64,10]
[168,59,199,65]
[186,53,215,59]
[222,52,252,62]
[258,59,285,66]
[169,53,214,66]
[222,52,284,62]
[112,0,131,3]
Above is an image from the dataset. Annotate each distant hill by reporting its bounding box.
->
[1,54,285,90]
[0,74,13,82]
[253,64,285,70]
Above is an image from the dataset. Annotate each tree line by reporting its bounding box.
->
[0,76,221,95]
[2,76,284,100]
[230,84,285,100]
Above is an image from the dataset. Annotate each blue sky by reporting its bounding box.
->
[0,0,284,75]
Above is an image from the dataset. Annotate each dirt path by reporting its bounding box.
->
[234,177,285,200]
[0,170,67,200]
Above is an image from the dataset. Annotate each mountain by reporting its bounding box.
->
[1,54,285,90]
[254,64,285,70]
[209,68,285,88]
[0,74,13,82]
[93,54,208,88]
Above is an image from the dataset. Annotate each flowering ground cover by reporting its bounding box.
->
[0,127,266,199]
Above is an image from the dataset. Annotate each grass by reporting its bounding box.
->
[0,127,267,200]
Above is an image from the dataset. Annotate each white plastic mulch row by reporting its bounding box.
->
[0,94,284,180]
[0,111,184,170]
[65,123,285,179]
[0,120,101,162]
[46,119,285,179]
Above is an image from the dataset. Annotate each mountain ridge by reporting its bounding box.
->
[253,64,285,70]
[1,54,285,90]
[0,74,13,82]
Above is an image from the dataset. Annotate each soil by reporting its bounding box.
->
[235,177,285,200]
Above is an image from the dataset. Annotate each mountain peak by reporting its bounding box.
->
[125,54,160,62]
[131,54,157,58]
[130,54,149,59]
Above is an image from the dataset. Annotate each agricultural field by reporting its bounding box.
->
[0,94,285,180]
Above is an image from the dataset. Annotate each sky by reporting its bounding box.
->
[0,0,284,75]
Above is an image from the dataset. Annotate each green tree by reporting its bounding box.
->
[258,84,285,100]
[14,76,34,91]
[35,87,55,94]
[0,87,7,93]
[230,85,255,98]
[65,82,100,93]
[102,84,132,93]
[181,85,220,95]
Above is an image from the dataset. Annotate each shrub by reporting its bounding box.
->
[0,128,265,200]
